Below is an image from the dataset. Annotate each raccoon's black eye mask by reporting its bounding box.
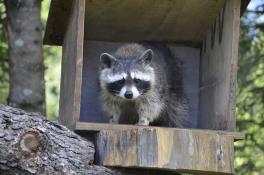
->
[116,79,125,85]
[134,78,151,93]
[106,79,125,94]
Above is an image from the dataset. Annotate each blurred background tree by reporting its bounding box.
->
[0,1,61,119]
[41,1,61,121]
[0,0,263,174]
[4,0,45,114]
[235,1,264,174]
[0,0,8,105]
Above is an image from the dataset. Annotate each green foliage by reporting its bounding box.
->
[235,10,264,175]
[43,45,61,121]
[41,1,61,121]
[0,1,8,104]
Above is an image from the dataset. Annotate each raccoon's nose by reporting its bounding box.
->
[124,91,133,99]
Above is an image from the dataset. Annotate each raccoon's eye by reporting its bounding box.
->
[116,79,125,85]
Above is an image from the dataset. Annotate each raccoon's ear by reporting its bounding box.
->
[100,53,118,68]
[137,49,153,65]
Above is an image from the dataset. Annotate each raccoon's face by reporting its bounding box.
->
[99,49,155,100]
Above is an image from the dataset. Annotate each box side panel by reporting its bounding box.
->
[95,127,235,174]
[80,41,200,128]
[198,0,241,131]
[59,0,85,130]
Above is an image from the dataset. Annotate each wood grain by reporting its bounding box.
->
[198,0,241,131]
[76,122,244,140]
[43,0,250,45]
[43,0,73,45]
[58,0,85,130]
[0,105,113,175]
[84,0,224,43]
[94,125,237,174]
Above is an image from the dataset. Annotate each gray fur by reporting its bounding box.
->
[98,43,189,128]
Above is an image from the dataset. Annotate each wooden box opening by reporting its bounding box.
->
[43,0,247,174]
[42,0,244,131]
[43,0,243,131]
[80,42,200,128]
[72,0,240,131]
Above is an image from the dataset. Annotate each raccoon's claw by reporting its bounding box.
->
[137,118,150,126]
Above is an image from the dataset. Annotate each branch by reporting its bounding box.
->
[0,105,113,175]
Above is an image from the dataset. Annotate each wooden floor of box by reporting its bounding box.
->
[76,122,244,175]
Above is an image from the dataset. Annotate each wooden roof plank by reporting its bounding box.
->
[44,0,250,45]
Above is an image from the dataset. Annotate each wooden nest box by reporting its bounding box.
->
[44,0,249,174]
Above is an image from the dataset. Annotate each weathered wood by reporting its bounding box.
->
[110,168,179,175]
[241,0,250,15]
[59,0,85,130]
[92,125,237,174]
[49,0,246,132]
[84,0,224,43]
[43,0,242,45]
[76,122,244,140]
[43,0,73,45]
[41,1,246,174]
[198,0,241,131]
[77,122,243,174]
[0,105,113,175]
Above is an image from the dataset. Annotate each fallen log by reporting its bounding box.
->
[0,105,112,175]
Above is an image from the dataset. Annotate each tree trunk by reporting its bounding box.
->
[0,105,113,175]
[4,0,45,115]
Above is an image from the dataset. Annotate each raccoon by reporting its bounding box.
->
[98,43,189,127]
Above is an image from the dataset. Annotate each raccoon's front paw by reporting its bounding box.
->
[137,118,150,126]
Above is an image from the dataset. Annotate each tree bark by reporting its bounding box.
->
[0,105,113,175]
[4,0,45,114]
[0,105,182,175]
